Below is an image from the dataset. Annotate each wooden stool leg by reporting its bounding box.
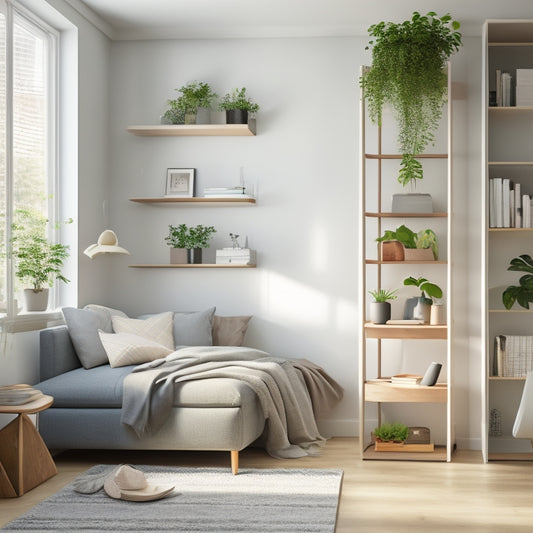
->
[230,450,239,475]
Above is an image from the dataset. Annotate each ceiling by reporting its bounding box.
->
[72,0,533,40]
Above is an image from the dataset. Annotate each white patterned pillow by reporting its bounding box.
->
[99,331,173,368]
[111,312,174,350]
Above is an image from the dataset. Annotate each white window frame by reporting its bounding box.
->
[1,0,62,331]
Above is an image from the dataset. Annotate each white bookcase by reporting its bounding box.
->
[482,20,533,462]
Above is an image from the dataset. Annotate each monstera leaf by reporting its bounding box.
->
[503,255,533,309]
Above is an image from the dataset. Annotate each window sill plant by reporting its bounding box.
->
[165,224,216,264]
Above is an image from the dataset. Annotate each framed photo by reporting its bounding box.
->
[165,168,195,197]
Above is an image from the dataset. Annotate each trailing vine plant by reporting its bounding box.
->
[361,11,462,186]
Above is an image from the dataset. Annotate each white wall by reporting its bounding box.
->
[103,35,483,443]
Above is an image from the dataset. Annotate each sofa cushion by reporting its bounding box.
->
[36,366,253,409]
[111,312,174,350]
[212,315,252,346]
[99,331,173,368]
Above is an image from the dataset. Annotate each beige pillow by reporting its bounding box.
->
[212,315,252,346]
[112,312,174,350]
[99,331,173,368]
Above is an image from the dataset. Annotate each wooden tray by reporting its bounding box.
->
[374,441,435,452]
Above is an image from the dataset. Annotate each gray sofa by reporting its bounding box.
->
[35,310,264,475]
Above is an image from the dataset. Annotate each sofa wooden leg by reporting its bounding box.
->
[230,450,239,475]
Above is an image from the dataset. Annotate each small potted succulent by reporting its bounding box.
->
[403,276,442,323]
[165,223,216,264]
[218,87,260,124]
[368,288,398,324]
[163,81,218,124]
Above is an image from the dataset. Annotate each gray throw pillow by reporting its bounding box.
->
[173,307,216,347]
[62,307,127,369]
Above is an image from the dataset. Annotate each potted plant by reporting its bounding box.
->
[165,223,216,264]
[163,81,218,125]
[360,11,462,187]
[376,224,438,261]
[403,276,443,323]
[10,211,70,312]
[502,254,533,309]
[368,288,398,324]
[218,87,260,124]
[373,422,410,451]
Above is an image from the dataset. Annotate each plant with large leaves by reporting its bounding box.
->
[361,11,462,186]
[503,254,533,309]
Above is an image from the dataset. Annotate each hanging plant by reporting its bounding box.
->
[360,11,462,186]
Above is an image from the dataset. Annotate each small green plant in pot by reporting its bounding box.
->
[360,11,462,187]
[376,224,438,260]
[165,223,216,264]
[502,254,533,309]
[403,276,442,323]
[219,87,260,124]
[163,81,217,124]
[374,422,410,443]
[368,288,398,324]
[9,209,70,312]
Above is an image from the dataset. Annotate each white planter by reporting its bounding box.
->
[430,304,446,325]
[23,288,49,312]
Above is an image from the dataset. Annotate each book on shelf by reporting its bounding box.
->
[516,69,533,106]
[0,384,43,405]
[494,70,513,107]
[494,335,533,377]
[391,374,423,385]
[489,177,533,228]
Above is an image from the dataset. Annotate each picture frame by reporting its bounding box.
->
[165,168,195,197]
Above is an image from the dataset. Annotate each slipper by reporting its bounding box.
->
[104,465,174,502]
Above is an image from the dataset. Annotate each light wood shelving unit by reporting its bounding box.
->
[482,21,533,462]
[358,64,453,462]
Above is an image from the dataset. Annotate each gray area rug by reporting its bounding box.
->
[2,465,343,532]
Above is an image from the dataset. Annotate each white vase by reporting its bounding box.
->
[23,288,49,312]
[430,304,446,325]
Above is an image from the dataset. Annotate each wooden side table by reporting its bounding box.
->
[0,395,57,497]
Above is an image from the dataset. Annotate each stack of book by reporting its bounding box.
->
[216,247,256,265]
[516,69,533,107]
[495,70,512,106]
[489,177,533,228]
[494,335,533,377]
[203,186,253,199]
[391,374,423,385]
[0,384,43,405]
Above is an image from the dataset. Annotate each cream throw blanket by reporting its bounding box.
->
[121,346,344,459]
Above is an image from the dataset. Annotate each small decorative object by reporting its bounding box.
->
[502,254,533,309]
[391,374,422,385]
[430,302,446,325]
[420,362,442,386]
[360,11,462,186]
[391,193,433,213]
[84,230,129,259]
[406,427,431,444]
[165,224,216,264]
[376,225,438,261]
[216,233,256,265]
[9,210,70,312]
[368,288,398,324]
[165,168,195,197]
[218,87,260,124]
[489,408,503,437]
[163,81,217,125]
[403,276,443,323]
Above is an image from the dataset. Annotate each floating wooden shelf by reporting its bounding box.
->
[365,381,447,403]
[127,122,256,136]
[129,197,256,206]
[365,212,447,218]
[129,264,256,269]
[364,322,447,340]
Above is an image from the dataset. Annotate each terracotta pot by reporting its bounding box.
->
[380,241,404,261]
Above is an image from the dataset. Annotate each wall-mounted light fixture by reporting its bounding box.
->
[84,230,129,259]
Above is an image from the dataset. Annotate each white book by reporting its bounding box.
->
[524,194,532,228]
[514,182,521,228]
[502,178,511,227]
[496,69,502,107]
[489,179,496,227]
[502,72,512,107]
[493,177,503,228]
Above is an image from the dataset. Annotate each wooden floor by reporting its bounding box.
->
[2,437,533,531]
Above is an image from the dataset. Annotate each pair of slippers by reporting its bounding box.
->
[104,465,175,502]
[73,464,174,502]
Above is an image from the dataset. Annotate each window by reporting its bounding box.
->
[0,0,59,321]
